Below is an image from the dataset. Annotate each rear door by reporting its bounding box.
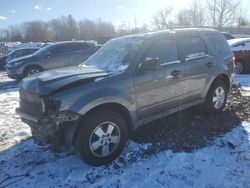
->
[42,44,72,69]
[135,38,185,120]
[69,43,95,66]
[178,35,214,102]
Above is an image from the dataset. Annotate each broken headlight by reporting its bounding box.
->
[41,97,61,113]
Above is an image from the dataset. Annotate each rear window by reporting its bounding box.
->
[203,33,231,56]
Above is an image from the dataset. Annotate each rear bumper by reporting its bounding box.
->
[16,108,81,150]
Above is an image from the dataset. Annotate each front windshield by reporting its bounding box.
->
[84,37,144,73]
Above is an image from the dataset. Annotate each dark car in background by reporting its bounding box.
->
[0,47,39,69]
[16,28,235,166]
[6,41,98,79]
[222,32,235,40]
[228,38,250,74]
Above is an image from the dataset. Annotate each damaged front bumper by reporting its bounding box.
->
[16,108,82,151]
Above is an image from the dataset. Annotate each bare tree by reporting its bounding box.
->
[48,19,62,41]
[78,19,116,40]
[177,0,206,27]
[79,19,96,40]
[207,0,240,30]
[95,19,116,38]
[0,29,11,42]
[117,21,133,36]
[8,25,23,41]
[66,15,79,40]
[177,10,192,26]
[22,21,50,42]
[190,0,207,26]
[152,7,173,30]
[235,7,249,32]
[48,15,79,41]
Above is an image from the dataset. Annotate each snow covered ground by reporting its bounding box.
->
[234,74,250,96]
[0,72,250,188]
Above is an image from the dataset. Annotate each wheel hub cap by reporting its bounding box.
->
[236,62,243,74]
[28,69,40,77]
[212,87,225,109]
[89,122,120,157]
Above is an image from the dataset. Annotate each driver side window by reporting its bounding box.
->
[145,39,180,66]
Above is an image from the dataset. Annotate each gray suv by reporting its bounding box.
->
[16,28,235,166]
[6,41,97,79]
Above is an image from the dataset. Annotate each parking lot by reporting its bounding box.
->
[0,71,250,187]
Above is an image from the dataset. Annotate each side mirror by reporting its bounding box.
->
[139,58,161,73]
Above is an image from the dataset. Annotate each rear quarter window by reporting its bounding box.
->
[181,36,207,60]
[203,32,231,56]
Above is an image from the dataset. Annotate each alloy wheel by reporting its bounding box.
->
[236,62,243,74]
[212,86,225,109]
[89,121,120,157]
[27,68,40,76]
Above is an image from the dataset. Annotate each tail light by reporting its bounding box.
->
[232,56,236,69]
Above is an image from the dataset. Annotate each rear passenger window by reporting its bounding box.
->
[182,36,207,60]
[23,50,31,55]
[70,43,91,52]
[28,49,37,54]
[145,39,179,65]
[203,33,231,56]
[50,45,69,55]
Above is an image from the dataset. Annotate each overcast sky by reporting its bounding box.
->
[0,0,249,28]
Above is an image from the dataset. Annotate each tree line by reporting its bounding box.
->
[153,0,249,30]
[0,15,118,42]
[0,0,249,42]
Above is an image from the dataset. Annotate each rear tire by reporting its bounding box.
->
[74,110,128,166]
[236,61,244,74]
[203,80,228,114]
[24,66,42,78]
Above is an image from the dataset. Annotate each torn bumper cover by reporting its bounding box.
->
[16,109,81,150]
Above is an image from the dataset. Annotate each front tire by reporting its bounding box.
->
[74,110,128,166]
[203,80,228,113]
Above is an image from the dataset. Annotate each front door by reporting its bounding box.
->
[135,38,185,120]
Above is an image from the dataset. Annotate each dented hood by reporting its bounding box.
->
[19,66,108,95]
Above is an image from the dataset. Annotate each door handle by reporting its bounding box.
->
[206,62,213,67]
[170,70,181,78]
